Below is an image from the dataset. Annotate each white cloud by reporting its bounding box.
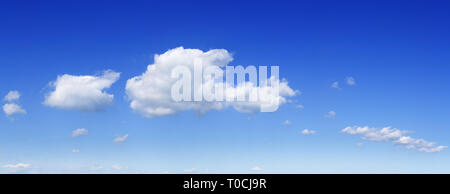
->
[356,142,364,147]
[114,134,128,143]
[3,103,26,116]
[301,129,316,135]
[342,126,447,153]
[282,120,291,125]
[89,164,104,171]
[3,163,30,169]
[4,90,20,102]
[184,168,197,173]
[417,146,447,153]
[346,76,356,86]
[3,90,26,117]
[125,47,297,117]
[111,164,128,170]
[324,110,336,118]
[251,166,261,171]
[72,128,88,137]
[72,149,80,153]
[43,70,120,112]
[296,104,304,109]
[331,81,339,89]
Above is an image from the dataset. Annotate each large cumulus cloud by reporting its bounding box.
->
[125,47,297,117]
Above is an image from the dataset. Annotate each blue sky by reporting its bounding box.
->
[1,0,450,173]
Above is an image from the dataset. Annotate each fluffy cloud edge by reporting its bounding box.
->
[125,47,298,117]
[43,70,120,112]
[3,103,26,116]
[4,90,20,102]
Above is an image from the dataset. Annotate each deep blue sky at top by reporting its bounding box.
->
[0,0,450,173]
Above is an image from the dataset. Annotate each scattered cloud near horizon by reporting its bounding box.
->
[183,168,197,173]
[3,163,30,169]
[111,164,128,171]
[251,166,262,171]
[342,126,447,153]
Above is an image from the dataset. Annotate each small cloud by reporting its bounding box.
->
[3,103,26,116]
[114,134,128,143]
[251,166,261,171]
[72,149,80,153]
[356,142,364,147]
[43,70,120,112]
[324,110,336,118]
[282,120,291,125]
[346,77,356,86]
[4,90,20,102]
[111,164,127,170]
[89,164,104,171]
[331,81,340,89]
[295,104,304,109]
[3,163,31,169]
[2,90,26,118]
[301,129,316,135]
[184,168,197,173]
[72,128,88,137]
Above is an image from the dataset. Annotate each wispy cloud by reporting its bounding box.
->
[111,164,128,170]
[72,128,88,138]
[324,110,336,118]
[184,168,197,173]
[251,166,261,171]
[346,76,356,86]
[282,120,291,125]
[342,126,447,153]
[301,129,316,135]
[3,163,31,169]
[114,134,129,143]
[331,81,340,89]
